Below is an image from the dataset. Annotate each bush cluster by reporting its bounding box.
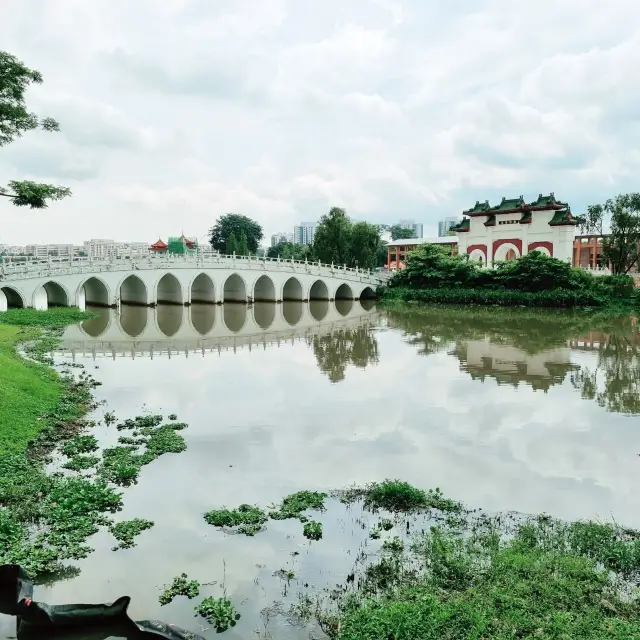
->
[385,246,636,308]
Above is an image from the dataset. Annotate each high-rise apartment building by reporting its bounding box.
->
[271,232,293,246]
[397,219,424,238]
[438,217,460,237]
[293,222,316,245]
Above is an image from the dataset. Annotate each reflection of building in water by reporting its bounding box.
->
[452,338,579,392]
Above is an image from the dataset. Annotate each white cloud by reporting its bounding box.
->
[2,0,640,244]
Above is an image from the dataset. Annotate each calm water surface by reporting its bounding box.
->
[2,302,639,639]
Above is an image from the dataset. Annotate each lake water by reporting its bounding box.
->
[2,302,640,639]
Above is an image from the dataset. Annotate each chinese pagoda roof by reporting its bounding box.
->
[548,207,577,226]
[150,238,168,250]
[460,193,571,220]
[463,200,491,216]
[450,217,470,232]
[490,195,527,213]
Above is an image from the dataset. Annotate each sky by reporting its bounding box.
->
[2,0,640,245]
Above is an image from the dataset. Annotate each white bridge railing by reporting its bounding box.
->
[0,252,392,284]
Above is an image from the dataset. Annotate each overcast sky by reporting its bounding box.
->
[2,0,639,245]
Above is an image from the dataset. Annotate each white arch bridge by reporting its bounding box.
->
[0,253,389,311]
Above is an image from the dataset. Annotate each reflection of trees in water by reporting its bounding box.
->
[387,305,640,415]
[310,326,379,383]
[570,333,640,415]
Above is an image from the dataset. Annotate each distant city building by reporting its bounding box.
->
[271,232,293,246]
[438,217,460,237]
[293,222,317,245]
[397,219,423,238]
[83,239,150,259]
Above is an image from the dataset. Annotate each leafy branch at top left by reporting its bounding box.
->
[0,50,71,208]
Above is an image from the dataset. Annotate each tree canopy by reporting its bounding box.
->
[390,224,416,240]
[266,241,314,261]
[208,214,263,255]
[579,193,640,274]
[313,207,382,270]
[0,50,71,208]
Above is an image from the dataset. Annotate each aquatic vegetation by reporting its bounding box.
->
[339,480,463,514]
[270,490,328,521]
[378,518,394,531]
[203,504,268,536]
[303,520,323,541]
[312,505,640,639]
[62,453,100,471]
[62,434,99,456]
[103,411,116,425]
[194,596,241,632]
[273,569,296,581]
[168,413,178,420]
[159,573,200,605]
[111,518,154,550]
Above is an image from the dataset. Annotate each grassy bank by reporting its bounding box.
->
[0,308,94,453]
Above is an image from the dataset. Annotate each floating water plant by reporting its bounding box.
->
[203,504,268,536]
[194,596,240,632]
[62,434,99,457]
[303,520,323,541]
[339,480,463,514]
[62,454,100,471]
[159,573,200,605]
[270,490,328,521]
[111,518,154,550]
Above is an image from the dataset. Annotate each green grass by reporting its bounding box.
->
[0,308,93,454]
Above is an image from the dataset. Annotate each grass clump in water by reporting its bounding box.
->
[339,479,463,514]
[204,504,268,536]
[195,596,241,633]
[313,504,640,639]
[303,520,323,541]
[159,573,200,605]
[111,518,154,550]
[270,490,328,522]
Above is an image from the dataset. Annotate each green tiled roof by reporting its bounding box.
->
[519,211,532,224]
[490,196,526,212]
[484,214,496,227]
[464,200,491,215]
[548,207,576,226]
[451,217,470,232]
[528,192,568,209]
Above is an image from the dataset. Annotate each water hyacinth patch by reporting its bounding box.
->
[159,573,201,605]
[111,518,154,550]
[194,596,241,633]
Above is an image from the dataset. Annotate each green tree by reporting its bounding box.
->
[349,221,382,270]
[226,231,238,255]
[376,241,389,268]
[0,51,71,208]
[313,207,353,266]
[209,214,263,254]
[267,241,314,261]
[237,231,249,256]
[390,224,416,240]
[579,193,640,274]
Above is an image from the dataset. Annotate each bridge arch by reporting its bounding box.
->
[78,276,111,307]
[156,273,183,305]
[335,283,354,300]
[223,304,247,333]
[360,298,376,312]
[79,308,112,338]
[223,273,247,302]
[119,274,149,306]
[359,286,377,300]
[33,280,70,310]
[1,286,25,309]
[309,280,329,301]
[190,273,216,304]
[282,277,304,301]
[253,275,276,302]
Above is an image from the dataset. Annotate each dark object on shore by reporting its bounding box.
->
[0,564,204,640]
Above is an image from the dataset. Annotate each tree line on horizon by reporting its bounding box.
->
[3,48,640,275]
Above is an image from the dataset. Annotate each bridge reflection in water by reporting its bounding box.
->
[57,299,379,361]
